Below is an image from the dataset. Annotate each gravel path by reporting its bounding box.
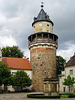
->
[0,92,75,100]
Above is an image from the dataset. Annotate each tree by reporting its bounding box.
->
[13,70,32,91]
[56,56,66,75]
[63,75,75,93]
[0,61,12,92]
[2,46,24,58]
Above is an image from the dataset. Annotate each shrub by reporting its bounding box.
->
[60,94,75,98]
[68,94,75,98]
[27,94,60,99]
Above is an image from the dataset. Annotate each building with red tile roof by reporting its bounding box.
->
[66,53,75,67]
[2,57,32,70]
[2,57,32,79]
[0,49,32,92]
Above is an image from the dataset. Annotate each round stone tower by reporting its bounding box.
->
[28,5,58,92]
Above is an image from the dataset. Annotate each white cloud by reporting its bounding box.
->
[23,48,30,60]
[0,13,6,23]
[57,42,75,61]
[0,35,17,47]
[0,28,17,47]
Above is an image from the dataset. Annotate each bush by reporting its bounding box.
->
[27,94,60,99]
[60,94,75,98]
[68,94,75,98]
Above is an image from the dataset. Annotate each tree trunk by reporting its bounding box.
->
[69,86,70,93]
[21,86,22,92]
[4,85,7,92]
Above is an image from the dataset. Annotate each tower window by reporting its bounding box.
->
[38,57,40,59]
[47,24,49,26]
[44,72,47,75]
[47,30,49,32]
[40,64,42,66]
[34,26,35,28]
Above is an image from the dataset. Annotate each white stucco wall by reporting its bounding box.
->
[11,69,32,79]
[65,66,75,78]
[59,71,65,92]
[59,66,75,93]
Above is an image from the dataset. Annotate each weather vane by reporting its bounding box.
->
[41,2,44,9]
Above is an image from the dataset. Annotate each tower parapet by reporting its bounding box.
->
[28,32,58,50]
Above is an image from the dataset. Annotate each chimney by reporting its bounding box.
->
[27,58,29,60]
[24,56,26,59]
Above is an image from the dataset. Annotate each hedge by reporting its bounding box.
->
[27,94,75,98]
[27,94,60,99]
[68,94,75,98]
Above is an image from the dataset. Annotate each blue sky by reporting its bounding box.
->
[0,0,75,61]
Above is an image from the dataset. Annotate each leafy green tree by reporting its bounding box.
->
[13,70,32,91]
[56,56,66,75]
[63,75,75,93]
[2,46,24,58]
[0,61,12,92]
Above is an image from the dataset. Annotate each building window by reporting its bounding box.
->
[70,70,73,75]
[12,72,15,75]
[63,87,65,92]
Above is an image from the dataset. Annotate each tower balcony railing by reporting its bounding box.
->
[28,39,57,46]
[28,32,58,46]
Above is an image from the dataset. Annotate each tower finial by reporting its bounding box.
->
[41,2,44,9]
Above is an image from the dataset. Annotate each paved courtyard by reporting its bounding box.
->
[0,92,75,100]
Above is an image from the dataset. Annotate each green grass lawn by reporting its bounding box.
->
[60,94,75,98]
[61,94,69,98]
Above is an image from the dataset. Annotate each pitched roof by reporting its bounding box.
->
[2,57,32,70]
[66,54,75,67]
[32,8,54,26]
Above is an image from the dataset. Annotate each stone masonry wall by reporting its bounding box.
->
[30,47,57,92]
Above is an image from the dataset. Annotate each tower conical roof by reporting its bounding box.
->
[37,9,49,20]
[32,8,54,26]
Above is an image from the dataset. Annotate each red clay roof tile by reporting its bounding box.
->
[2,57,32,70]
[66,54,75,67]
